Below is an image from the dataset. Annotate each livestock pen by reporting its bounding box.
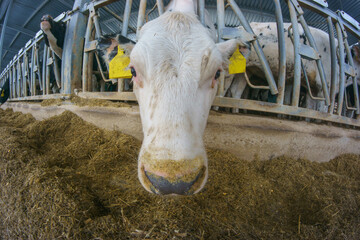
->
[1,0,360,239]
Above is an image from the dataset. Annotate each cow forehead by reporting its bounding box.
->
[132,12,219,82]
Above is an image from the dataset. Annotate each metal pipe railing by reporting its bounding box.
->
[288,0,301,107]
[227,0,278,96]
[335,22,345,116]
[273,0,286,105]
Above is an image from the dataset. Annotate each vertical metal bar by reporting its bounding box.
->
[288,1,301,107]
[118,79,124,92]
[273,0,286,104]
[31,45,36,96]
[9,68,12,99]
[216,0,225,97]
[344,40,360,114]
[61,0,91,94]
[335,22,345,115]
[35,44,42,91]
[122,0,133,37]
[11,64,15,98]
[23,54,28,96]
[199,0,205,26]
[327,17,337,114]
[93,15,102,39]
[217,0,225,43]
[42,44,48,95]
[0,0,13,71]
[16,60,21,97]
[22,55,26,96]
[46,48,51,94]
[137,0,147,38]
[227,0,278,95]
[156,0,164,15]
[82,14,93,92]
[298,16,330,106]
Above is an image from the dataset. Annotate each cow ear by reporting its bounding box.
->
[115,34,135,56]
[216,39,250,61]
[119,42,135,56]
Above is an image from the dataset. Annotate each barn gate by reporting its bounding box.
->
[1,0,360,127]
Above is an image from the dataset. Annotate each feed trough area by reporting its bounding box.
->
[0,107,359,239]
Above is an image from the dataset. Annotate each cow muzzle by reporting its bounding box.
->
[138,154,208,195]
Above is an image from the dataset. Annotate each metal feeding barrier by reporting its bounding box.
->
[1,0,360,127]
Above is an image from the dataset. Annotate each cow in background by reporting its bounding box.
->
[225,22,360,113]
[0,78,9,105]
[40,15,66,59]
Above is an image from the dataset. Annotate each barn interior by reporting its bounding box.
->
[0,0,360,239]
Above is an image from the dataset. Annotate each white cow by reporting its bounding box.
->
[226,22,360,112]
[119,0,249,195]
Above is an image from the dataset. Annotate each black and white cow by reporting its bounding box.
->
[0,78,9,105]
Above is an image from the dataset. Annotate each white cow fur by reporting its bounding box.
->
[123,1,246,195]
[226,22,360,112]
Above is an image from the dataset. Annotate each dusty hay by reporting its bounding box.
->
[70,95,132,108]
[0,108,359,239]
[39,95,132,108]
[40,98,64,106]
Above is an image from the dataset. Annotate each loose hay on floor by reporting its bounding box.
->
[0,108,359,239]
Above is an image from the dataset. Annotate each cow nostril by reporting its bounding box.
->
[144,168,205,195]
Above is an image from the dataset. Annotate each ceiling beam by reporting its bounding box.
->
[2,46,18,54]
[0,23,36,37]
[0,0,12,22]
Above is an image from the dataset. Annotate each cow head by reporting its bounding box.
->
[121,3,248,195]
[40,15,53,32]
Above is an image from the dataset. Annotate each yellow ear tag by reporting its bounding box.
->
[1,90,4,97]
[109,46,132,79]
[228,49,246,74]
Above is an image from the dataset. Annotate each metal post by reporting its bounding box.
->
[216,0,225,98]
[42,44,48,95]
[273,0,286,104]
[16,60,21,97]
[46,47,51,94]
[136,0,147,38]
[288,1,301,107]
[327,17,337,114]
[156,0,164,15]
[9,68,12,99]
[344,40,360,114]
[61,0,90,94]
[298,16,330,106]
[82,11,94,92]
[0,0,13,71]
[121,0,133,37]
[31,45,36,96]
[199,0,205,26]
[227,0,278,95]
[335,22,345,115]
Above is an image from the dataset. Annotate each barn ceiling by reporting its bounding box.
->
[1,0,360,73]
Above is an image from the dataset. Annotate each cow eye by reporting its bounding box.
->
[215,70,221,80]
[130,67,137,77]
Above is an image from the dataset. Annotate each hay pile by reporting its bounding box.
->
[0,108,359,239]
[41,95,132,108]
